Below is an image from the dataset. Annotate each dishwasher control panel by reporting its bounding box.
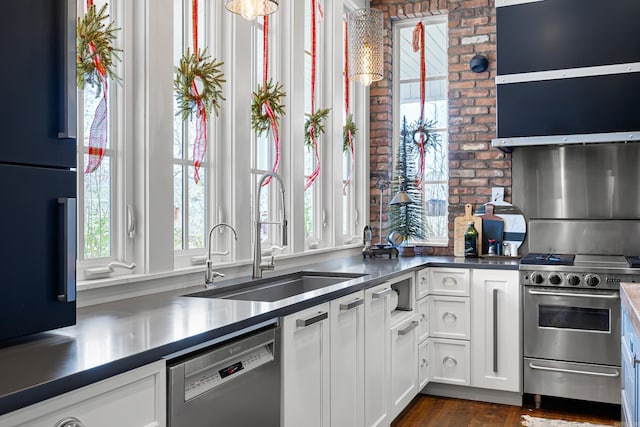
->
[184,344,274,400]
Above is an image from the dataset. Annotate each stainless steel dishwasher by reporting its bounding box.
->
[167,323,281,427]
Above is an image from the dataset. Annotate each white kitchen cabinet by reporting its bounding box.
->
[0,360,166,427]
[282,302,331,427]
[389,314,420,419]
[428,295,470,340]
[417,296,429,343]
[364,283,392,427]
[418,339,430,390]
[428,268,470,297]
[330,291,365,427]
[430,337,470,385]
[470,269,520,392]
[417,268,429,299]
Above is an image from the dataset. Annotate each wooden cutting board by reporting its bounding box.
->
[480,204,504,255]
[453,204,482,257]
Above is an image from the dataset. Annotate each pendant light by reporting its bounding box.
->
[225,0,279,21]
[347,8,383,86]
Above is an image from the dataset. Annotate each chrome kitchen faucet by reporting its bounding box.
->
[205,223,238,286]
[253,172,288,279]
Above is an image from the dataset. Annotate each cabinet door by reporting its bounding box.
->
[429,268,469,296]
[430,338,470,385]
[416,268,429,299]
[428,296,470,340]
[282,303,331,427]
[330,291,365,427]
[418,339,431,390]
[471,269,520,392]
[364,283,392,427]
[0,361,166,427]
[0,1,76,168]
[390,314,419,420]
[417,297,429,343]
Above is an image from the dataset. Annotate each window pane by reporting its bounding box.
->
[188,166,205,249]
[84,155,111,258]
[174,165,183,250]
[424,131,448,181]
[423,183,448,238]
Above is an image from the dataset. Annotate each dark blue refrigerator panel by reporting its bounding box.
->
[0,0,76,169]
[0,164,76,342]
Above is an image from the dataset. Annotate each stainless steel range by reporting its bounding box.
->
[521,253,640,406]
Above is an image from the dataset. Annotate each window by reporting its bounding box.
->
[173,0,209,261]
[394,18,449,245]
[77,0,122,273]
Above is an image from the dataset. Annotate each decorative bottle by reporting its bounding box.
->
[464,222,478,258]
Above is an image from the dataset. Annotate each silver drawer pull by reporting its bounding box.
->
[442,277,457,287]
[420,358,427,367]
[398,320,419,336]
[340,298,364,311]
[55,417,86,427]
[443,356,457,368]
[420,313,426,321]
[528,362,620,378]
[442,312,457,323]
[372,287,392,299]
[527,289,619,299]
[296,311,328,327]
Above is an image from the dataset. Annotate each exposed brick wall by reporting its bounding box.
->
[369,0,510,255]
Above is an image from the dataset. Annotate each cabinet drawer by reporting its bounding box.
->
[416,268,429,299]
[429,296,470,340]
[428,269,469,296]
[417,297,429,343]
[418,340,430,390]
[430,338,470,386]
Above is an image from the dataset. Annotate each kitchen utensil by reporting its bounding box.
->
[479,204,504,255]
[454,204,482,257]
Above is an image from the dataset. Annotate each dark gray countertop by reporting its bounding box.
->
[0,255,518,415]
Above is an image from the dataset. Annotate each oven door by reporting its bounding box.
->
[523,286,620,366]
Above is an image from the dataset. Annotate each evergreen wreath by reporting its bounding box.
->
[342,114,358,153]
[174,48,226,120]
[304,108,331,148]
[76,3,122,89]
[251,79,286,135]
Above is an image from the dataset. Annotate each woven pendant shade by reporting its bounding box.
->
[225,0,278,20]
[347,8,383,86]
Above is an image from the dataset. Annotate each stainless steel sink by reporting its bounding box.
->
[185,271,365,302]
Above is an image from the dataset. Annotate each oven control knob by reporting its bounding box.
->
[585,274,600,287]
[531,272,545,284]
[567,274,581,286]
[549,273,562,285]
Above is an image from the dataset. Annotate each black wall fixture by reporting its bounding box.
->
[470,54,488,73]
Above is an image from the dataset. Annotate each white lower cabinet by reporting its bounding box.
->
[389,314,419,419]
[418,340,430,390]
[430,337,470,385]
[0,360,166,427]
[428,295,470,340]
[282,302,331,427]
[364,283,392,427]
[470,269,520,392]
[330,291,365,427]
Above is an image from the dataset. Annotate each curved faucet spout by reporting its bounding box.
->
[253,172,288,278]
[205,223,238,286]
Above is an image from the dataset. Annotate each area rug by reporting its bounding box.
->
[521,415,618,427]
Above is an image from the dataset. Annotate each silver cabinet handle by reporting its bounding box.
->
[372,287,392,299]
[398,321,419,336]
[58,198,76,303]
[442,312,457,322]
[420,358,427,367]
[55,417,86,427]
[442,276,458,287]
[340,298,364,311]
[58,0,77,139]
[296,311,328,328]
[528,362,620,378]
[493,288,499,373]
[443,356,457,368]
[527,289,619,299]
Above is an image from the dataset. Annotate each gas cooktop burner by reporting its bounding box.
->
[520,253,575,266]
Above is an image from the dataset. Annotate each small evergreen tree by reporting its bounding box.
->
[389,116,439,243]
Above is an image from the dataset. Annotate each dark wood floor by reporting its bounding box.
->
[391,395,622,427]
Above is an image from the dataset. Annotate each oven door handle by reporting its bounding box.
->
[527,289,619,299]
[528,362,620,378]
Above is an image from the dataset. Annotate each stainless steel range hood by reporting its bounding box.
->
[492,131,640,150]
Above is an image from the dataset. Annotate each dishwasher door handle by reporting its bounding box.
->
[296,311,328,327]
